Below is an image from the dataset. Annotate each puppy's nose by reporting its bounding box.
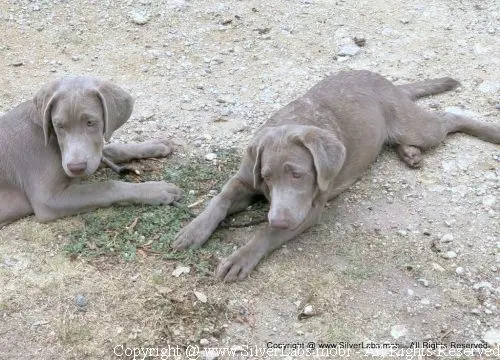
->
[67,161,87,175]
[269,217,290,229]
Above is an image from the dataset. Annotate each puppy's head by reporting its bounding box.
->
[33,77,134,177]
[248,125,345,230]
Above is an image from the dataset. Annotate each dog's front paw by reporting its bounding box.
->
[172,219,213,250]
[138,181,182,205]
[216,246,264,282]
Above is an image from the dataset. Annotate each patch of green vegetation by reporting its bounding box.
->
[63,149,257,272]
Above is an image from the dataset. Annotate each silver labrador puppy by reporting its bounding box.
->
[173,70,500,282]
[0,77,181,227]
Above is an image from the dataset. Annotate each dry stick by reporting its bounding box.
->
[101,156,140,175]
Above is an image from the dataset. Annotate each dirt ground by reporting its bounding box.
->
[0,0,499,359]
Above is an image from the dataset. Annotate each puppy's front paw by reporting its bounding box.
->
[216,246,263,282]
[139,181,182,205]
[172,219,212,250]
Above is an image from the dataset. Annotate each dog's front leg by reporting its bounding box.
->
[216,207,322,282]
[172,175,256,250]
[30,180,181,222]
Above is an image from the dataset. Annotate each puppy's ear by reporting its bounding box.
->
[33,80,61,146]
[245,127,273,189]
[94,80,134,141]
[293,126,346,192]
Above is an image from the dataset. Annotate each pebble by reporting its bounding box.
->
[442,251,457,259]
[75,294,88,308]
[130,11,150,25]
[432,263,445,272]
[302,305,314,316]
[482,195,496,207]
[338,44,360,56]
[482,328,500,346]
[440,233,454,243]
[172,265,190,277]
[194,291,208,303]
[202,350,218,360]
[477,80,500,94]
[455,267,465,275]
[390,324,408,339]
[200,338,210,346]
[205,153,217,161]
[417,278,430,287]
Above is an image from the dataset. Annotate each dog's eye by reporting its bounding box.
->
[87,120,95,127]
[54,123,64,129]
[291,172,302,179]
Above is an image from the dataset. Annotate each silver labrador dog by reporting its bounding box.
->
[173,70,500,282]
[0,77,181,227]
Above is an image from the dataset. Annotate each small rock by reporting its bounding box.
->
[390,325,408,339]
[397,229,408,237]
[473,281,494,292]
[482,195,496,207]
[407,289,414,296]
[432,263,445,272]
[420,298,430,305]
[477,81,500,94]
[482,328,500,346]
[1,257,18,267]
[442,251,457,259]
[338,43,360,56]
[440,233,454,243]
[155,286,172,295]
[194,291,208,303]
[417,278,430,287]
[172,265,190,277]
[200,338,210,346]
[202,349,219,360]
[130,11,150,25]
[302,305,314,316]
[205,153,217,161]
[75,294,88,308]
[455,267,465,275]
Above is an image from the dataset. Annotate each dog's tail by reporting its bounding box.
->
[441,112,500,144]
[398,77,460,100]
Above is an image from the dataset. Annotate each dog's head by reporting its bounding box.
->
[33,77,134,177]
[248,125,345,230]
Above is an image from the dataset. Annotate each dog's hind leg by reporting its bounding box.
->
[103,139,173,163]
[392,109,500,167]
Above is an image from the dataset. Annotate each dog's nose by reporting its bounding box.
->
[269,217,290,229]
[67,161,87,175]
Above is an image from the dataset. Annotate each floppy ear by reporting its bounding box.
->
[245,127,274,189]
[94,80,134,141]
[33,80,61,146]
[293,126,346,192]
[246,134,264,189]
